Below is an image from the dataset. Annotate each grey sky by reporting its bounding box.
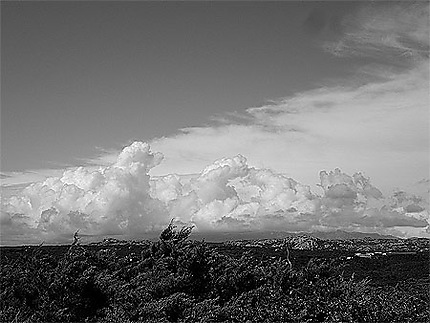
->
[2,1,360,172]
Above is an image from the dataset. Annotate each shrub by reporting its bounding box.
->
[1,224,428,322]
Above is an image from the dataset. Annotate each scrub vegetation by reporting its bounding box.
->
[1,224,429,323]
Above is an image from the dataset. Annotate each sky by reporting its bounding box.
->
[1,1,429,244]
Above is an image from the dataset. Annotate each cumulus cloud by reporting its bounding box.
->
[318,169,428,230]
[2,142,428,244]
[3,142,169,242]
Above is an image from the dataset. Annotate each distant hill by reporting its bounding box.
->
[307,230,398,240]
[190,230,398,242]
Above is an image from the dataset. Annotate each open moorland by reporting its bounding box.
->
[1,226,429,323]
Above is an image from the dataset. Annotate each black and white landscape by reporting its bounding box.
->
[1,1,429,322]
[1,226,429,322]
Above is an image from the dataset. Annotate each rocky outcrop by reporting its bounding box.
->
[285,235,321,250]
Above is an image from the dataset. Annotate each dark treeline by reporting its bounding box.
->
[1,224,429,322]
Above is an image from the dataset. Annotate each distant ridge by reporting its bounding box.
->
[307,230,398,240]
[190,230,398,242]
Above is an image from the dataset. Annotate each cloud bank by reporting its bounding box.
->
[2,142,428,244]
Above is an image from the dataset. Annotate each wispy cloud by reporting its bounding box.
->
[149,59,428,194]
[149,2,429,193]
[1,169,65,188]
[324,2,429,60]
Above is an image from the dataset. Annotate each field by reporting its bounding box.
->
[1,226,429,322]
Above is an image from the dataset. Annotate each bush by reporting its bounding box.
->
[1,224,428,322]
